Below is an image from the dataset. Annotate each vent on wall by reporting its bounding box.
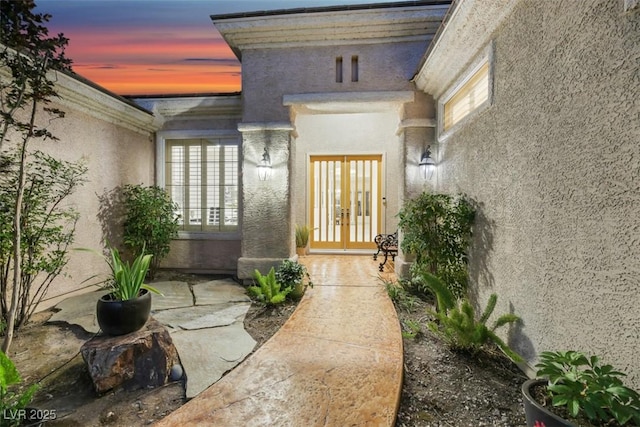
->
[351,56,359,82]
[336,57,343,83]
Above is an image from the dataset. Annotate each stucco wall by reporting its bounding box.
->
[434,0,640,385]
[13,93,156,305]
[242,41,428,122]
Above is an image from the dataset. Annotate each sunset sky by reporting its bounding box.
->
[36,0,395,96]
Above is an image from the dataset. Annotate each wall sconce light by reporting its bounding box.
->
[257,146,272,181]
[419,145,436,180]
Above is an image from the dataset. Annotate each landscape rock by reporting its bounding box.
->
[80,318,179,393]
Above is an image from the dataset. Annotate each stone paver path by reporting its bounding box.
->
[49,278,256,398]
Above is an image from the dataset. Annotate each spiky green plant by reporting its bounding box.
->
[248,268,291,306]
[418,272,522,362]
[105,247,162,301]
[295,225,311,248]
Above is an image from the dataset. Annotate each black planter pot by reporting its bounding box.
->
[522,379,575,427]
[96,288,151,336]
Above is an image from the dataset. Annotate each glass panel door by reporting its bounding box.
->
[310,155,381,250]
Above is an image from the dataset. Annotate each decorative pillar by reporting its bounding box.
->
[237,122,294,281]
[395,118,437,278]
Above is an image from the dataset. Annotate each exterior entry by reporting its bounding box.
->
[310,155,382,250]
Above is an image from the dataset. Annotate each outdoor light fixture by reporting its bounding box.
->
[419,145,436,180]
[257,146,272,181]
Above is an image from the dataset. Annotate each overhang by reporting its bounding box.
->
[413,0,521,98]
[211,1,451,60]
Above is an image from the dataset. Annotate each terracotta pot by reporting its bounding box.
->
[96,289,151,336]
[522,379,575,427]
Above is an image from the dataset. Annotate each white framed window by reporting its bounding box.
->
[157,131,240,235]
[438,43,493,140]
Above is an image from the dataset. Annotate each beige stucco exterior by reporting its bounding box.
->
[4,0,637,388]
[0,68,157,306]
[212,3,449,279]
[415,0,640,385]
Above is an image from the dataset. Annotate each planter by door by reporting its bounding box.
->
[522,379,575,427]
[96,289,152,336]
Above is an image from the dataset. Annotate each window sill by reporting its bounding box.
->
[175,231,240,241]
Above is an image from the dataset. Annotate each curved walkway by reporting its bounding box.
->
[155,255,403,427]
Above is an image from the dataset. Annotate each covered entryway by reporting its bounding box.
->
[310,155,382,250]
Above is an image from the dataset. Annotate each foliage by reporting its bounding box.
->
[0,350,38,427]
[535,351,640,425]
[382,277,418,312]
[275,259,312,288]
[401,319,423,340]
[398,192,475,298]
[275,259,312,300]
[248,268,291,306]
[103,247,162,301]
[0,1,72,152]
[121,185,179,278]
[0,0,73,353]
[0,151,87,329]
[295,225,310,248]
[418,272,522,362]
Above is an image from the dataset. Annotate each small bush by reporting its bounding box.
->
[536,351,640,425]
[418,272,522,362]
[122,185,179,278]
[398,192,475,298]
[248,268,291,306]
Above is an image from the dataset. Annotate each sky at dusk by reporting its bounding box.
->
[35,0,397,96]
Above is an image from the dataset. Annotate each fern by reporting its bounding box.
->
[419,272,523,362]
[248,268,291,306]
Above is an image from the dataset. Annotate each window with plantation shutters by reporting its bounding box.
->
[165,138,239,232]
[443,61,489,131]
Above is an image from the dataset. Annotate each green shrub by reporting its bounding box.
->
[536,351,640,425]
[398,192,475,298]
[248,268,291,306]
[122,185,179,278]
[0,151,87,330]
[275,259,312,300]
[0,350,38,427]
[418,272,522,362]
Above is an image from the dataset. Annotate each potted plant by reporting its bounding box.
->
[295,225,310,256]
[522,350,640,427]
[0,350,40,427]
[275,259,313,300]
[96,247,162,336]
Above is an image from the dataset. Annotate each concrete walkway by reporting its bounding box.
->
[155,255,403,427]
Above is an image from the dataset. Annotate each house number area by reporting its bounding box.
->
[2,408,57,422]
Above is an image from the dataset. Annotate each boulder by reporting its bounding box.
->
[80,318,180,393]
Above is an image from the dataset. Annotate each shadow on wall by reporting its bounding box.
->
[468,199,495,298]
[467,199,536,363]
[96,186,126,252]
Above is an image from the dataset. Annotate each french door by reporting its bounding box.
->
[310,155,382,250]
